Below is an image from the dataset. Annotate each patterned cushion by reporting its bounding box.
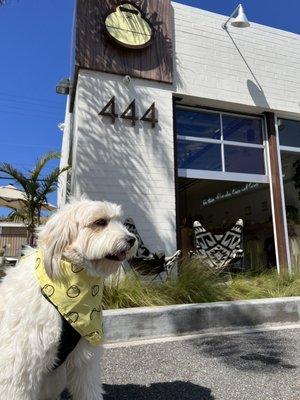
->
[191,219,243,269]
[124,218,151,258]
[123,218,181,280]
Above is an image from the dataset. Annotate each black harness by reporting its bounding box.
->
[42,293,81,370]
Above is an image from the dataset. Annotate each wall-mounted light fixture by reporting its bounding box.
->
[222,4,250,30]
[56,78,71,95]
[57,122,65,131]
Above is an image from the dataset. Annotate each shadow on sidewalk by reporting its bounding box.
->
[103,380,214,400]
[192,327,298,373]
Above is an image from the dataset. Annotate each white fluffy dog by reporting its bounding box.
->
[0,199,137,400]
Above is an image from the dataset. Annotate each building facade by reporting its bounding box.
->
[59,1,300,272]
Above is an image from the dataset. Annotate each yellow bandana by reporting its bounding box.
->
[33,251,104,346]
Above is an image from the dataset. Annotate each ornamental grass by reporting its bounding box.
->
[226,270,300,301]
[102,259,300,310]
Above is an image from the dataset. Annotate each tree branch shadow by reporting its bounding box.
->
[190,319,298,373]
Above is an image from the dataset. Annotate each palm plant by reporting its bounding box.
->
[0,152,70,245]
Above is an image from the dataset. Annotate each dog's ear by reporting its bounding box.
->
[38,209,78,278]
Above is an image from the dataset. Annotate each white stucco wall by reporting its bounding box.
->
[58,97,72,207]
[71,71,176,253]
[61,2,300,253]
[173,2,300,117]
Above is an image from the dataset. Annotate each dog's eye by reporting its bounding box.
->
[94,219,108,227]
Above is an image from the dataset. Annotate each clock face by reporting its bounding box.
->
[104,3,154,49]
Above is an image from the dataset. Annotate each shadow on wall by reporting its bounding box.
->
[247,80,270,109]
[224,29,270,109]
[103,381,215,400]
[74,74,176,253]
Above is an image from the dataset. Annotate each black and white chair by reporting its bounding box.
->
[124,218,181,282]
[190,219,244,271]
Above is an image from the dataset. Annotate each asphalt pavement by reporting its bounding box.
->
[102,327,300,400]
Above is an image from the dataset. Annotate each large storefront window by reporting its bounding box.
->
[176,107,267,180]
[176,106,275,271]
[178,178,275,271]
[279,118,300,272]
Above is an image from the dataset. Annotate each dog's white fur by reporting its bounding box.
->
[0,199,137,400]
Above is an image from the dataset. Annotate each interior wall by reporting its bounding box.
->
[179,179,272,230]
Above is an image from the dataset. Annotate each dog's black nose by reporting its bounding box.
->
[126,236,136,248]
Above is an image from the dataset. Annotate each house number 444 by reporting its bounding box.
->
[99,97,158,128]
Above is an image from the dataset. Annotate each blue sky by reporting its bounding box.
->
[0,0,299,213]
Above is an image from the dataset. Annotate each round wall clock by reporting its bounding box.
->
[104,2,154,49]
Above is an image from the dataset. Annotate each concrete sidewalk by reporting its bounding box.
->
[102,326,299,400]
[103,297,300,342]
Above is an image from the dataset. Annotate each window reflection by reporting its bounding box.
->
[225,146,265,174]
[176,109,221,139]
[178,140,222,171]
[278,119,300,148]
[223,115,263,144]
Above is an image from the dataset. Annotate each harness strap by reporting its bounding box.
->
[42,292,81,370]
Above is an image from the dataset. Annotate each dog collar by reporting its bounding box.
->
[34,250,104,346]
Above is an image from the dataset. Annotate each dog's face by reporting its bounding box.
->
[38,200,137,278]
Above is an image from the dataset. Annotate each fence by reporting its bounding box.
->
[0,227,27,258]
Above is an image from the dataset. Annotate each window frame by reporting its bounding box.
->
[176,105,268,183]
[275,115,300,272]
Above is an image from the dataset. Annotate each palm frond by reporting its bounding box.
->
[30,151,61,182]
[0,162,28,191]
[7,208,29,223]
[36,165,70,203]
[0,153,69,245]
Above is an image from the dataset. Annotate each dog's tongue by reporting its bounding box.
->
[115,251,126,261]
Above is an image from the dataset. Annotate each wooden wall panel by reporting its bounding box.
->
[265,112,289,273]
[0,234,27,258]
[75,0,173,83]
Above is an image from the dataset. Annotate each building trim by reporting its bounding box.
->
[177,135,264,149]
[176,103,265,119]
[275,115,292,273]
[264,112,289,273]
[178,169,269,184]
[172,96,181,250]
[280,145,300,153]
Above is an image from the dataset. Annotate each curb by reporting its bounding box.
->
[103,297,300,343]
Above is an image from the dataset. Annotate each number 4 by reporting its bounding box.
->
[98,96,118,124]
[120,100,138,127]
[141,102,158,128]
